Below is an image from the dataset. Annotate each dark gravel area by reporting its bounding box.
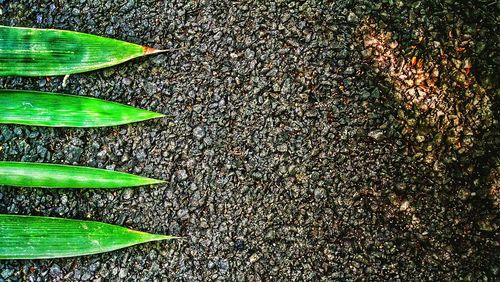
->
[0,0,498,281]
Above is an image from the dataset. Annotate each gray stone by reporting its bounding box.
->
[368,130,385,141]
[193,126,206,140]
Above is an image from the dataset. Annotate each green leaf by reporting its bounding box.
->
[0,89,164,127]
[0,214,177,259]
[0,162,164,189]
[0,25,165,76]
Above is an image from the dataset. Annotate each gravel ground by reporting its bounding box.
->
[0,0,498,281]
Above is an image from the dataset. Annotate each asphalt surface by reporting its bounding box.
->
[0,0,498,281]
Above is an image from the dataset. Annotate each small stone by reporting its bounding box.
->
[67,145,83,163]
[105,25,114,35]
[103,68,115,78]
[144,82,157,93]
[389,41,399,49]
[416,135,425,143]
[265,229,276,240]
[245,49,255,59]
[200,218,209,229]
[218,259,229,273]
[277,144,287,152]
[177,208,189,220]
[344,67,355,75]
[1,269,14,279]
[118,268,128,279]
[364,34,378,46]
[432,68,440,78]
[36,14,43,24]
[400,201,410,211]
[135,149,147,161]
[347,11,358,22]
[234,239,245,251]
[193,126,206,140]
[122,77,132,86]
[457,189,470,200]
[49,264,62,278]
[81,272,92,281]
[176,169,188,181]
[388,193,399,207]
[477,219,495,232]
[122,189,133,200]
[314,188,326,200]
[368,130,385,141]
[249,253,261,263]
[89,262,100,272]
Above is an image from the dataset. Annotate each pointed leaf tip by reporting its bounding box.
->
[127,229,179,241]
[152,112,166,119]
[147,178,166,186]
[143,46,166,55]
[143,46,187,55]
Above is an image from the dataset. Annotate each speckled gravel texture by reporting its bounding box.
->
[0,0,498,281]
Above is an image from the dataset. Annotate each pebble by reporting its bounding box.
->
[249,253,261,264]
[314,188,326,200]
[368,130,385,141]
[400,201,410,211]
[122,77,132,86]
[176,170,188,181]
[193,126,206,140]
[347,11,359,22]
[119,269,128,279]
[0,269,14,279]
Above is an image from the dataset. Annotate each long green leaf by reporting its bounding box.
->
[0,162,164,189]
[0,89,164,127]
[0,25,165,76]
[0,214,176,259]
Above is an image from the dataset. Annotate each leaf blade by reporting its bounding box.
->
[0,214,176,259]
[0,26,157,76]
[0,162,164,189]
[0,89,164,127]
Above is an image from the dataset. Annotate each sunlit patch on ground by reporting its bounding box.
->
[488,168,499,210]
[358,17,494,171]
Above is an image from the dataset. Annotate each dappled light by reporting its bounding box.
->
[359,17,494,170]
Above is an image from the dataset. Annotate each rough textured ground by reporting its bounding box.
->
[0,0,498,281]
